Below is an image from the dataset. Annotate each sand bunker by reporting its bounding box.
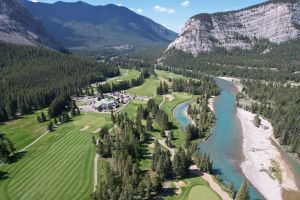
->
[174,181,186,195]
[93,128,101,133]
[165,94,174,101]
[80,125,90,131]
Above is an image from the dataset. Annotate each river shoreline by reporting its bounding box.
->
[237,108,298,200]
[219,76,300,199]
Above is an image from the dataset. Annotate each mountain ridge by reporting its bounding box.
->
[0,0,65,51]
[19,0,177,53]
[164,0,300,57]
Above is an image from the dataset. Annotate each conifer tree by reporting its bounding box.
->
[37,115,42,123]
[53,118,58,125]
[235,180,249,200]
[47,121,53,131]
[146,115,152,131]
[41,111,46,122]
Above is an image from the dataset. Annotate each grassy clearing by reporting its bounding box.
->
[270,159,283,184]
[121,99,147,117]
[155,70,188,82]
[165,177,221,200]
[0,110,48,151]
[0,112,110,200]
[188,185,221,200]
[106,69,140,84]
[160,93,196,147]
[126,75,160,97]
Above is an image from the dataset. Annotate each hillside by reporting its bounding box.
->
[19,0,177,54]
[164,0,300,56]
[0,0,64,51]
[0,41,119,121]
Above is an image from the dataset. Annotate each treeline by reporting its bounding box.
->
[92,109,159,199]
[0,42,119,122]
[161,39,300,83]
[96,68,152,94]
[172,78,218,96]
[156,66,220,97]
[93,98,213,199]
[156,81,169,95]
[239,81,300,158]
[186,96,215,146]
[111,56,153,70]
[0,132,15,163]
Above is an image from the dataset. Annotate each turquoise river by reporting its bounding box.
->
[174,77,300,200]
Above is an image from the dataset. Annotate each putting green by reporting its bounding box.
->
[188,185,220,200]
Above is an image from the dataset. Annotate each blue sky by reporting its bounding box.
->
[32,0,267,32]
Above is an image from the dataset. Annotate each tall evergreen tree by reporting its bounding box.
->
[235,180,249,200]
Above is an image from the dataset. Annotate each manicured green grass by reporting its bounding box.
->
[121,99,147,117]
[106,69,140,84]
[155,70,188,82]
[160,93,196,147]
[0,112,111,200]
[165,177,221,200]
[188,185,221,200]
[0,110,48,151]
[126,76,160,97]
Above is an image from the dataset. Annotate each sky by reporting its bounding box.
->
[31,0,267,33]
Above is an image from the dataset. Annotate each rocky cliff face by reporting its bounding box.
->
[0,0,64,51]
[165,0,300,56]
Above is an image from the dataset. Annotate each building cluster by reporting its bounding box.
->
[72,91,147,113]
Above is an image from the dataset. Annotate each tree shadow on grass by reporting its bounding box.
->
[9,151,27,164]
[0,171,9,180]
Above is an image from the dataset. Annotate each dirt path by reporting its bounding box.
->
[189,165,232,200]
[159,95,166,108]
[158,139,175,160]
[19,130,50,152]
[93,153,99,192]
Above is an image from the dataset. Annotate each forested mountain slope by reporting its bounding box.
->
[19,0,177,53]
[161,39,300,82]
[0,0,64,51]
[0,42,119,122]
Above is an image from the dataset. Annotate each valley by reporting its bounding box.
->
[1,0,300,200]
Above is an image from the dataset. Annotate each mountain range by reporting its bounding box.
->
[18,0,177,53]
[0,0,64,51]
[164,0,300,57]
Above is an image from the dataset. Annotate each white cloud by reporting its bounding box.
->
[130,8,143,14]
[30,0,39,2]
[136,8,143,13]
[154,5,175,14]
[116,3,122,7]
[181,1,190,8]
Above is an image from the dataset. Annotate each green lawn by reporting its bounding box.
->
[165,177,221,200]
[121,99,147,117]
[188,185,221,200]
[160,93,196,147]
[0,110,48,151]
[155,70,188,82]
[106,69,140,84]
[0,112,110,200]
[126,75,160,97]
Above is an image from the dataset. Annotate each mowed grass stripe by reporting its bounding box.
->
[7,127,82,190]
[11,129,88,199]
[10,131,89,199]
[13,130,86,195]
[54,143,94,200]
[44,136,92,199]
[0,124,94,200]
